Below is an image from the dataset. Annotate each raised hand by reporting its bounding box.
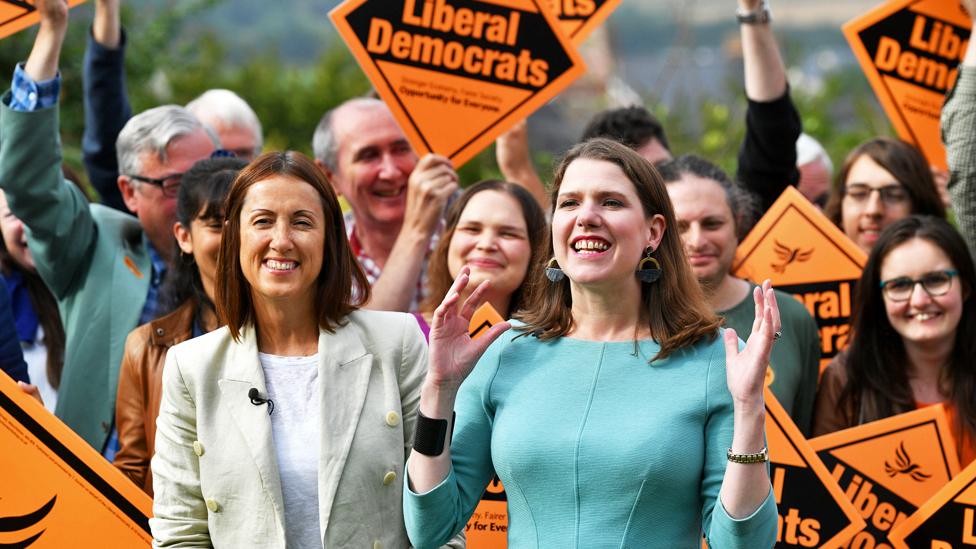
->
[24,0,69,82]
[427,266,511,392]
[723,280,780,408]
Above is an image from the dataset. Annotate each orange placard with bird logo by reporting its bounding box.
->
[809,405,960,549]
[890,457,976,548]
[0,370,152,548]
[733,187,867,373]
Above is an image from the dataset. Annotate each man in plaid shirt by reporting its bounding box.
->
[313,98,458,313]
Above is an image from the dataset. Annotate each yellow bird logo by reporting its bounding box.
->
[771,240,813,274]
[884,441,932,482]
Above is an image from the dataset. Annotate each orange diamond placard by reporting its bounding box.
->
[843,0,972,170]
[0,371,152,548]
[733,187,867,371]
[542,0,620,44]
[0,0,87,41]
[765,389,866,548]
[890,458,976,548]
[809,406,960,549]
[330,0,586,168]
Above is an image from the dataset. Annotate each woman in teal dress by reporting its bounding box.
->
[403,138,780,548]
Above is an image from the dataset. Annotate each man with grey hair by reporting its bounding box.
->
[313,97,459,312]
[0,0,217,454]
[186,88,263,160]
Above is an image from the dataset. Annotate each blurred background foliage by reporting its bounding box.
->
[0,0,893,200]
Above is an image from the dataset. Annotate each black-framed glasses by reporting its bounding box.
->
[879,269,958,301]
[845,183,909,205]
[126,173,183,198]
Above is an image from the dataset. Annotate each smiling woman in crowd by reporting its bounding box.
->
[403,138,780,548]
[824,138,945,254]
[416,180,546,336]
[113,157,246,495]
[814,215,976,466]
[150,151,440,548]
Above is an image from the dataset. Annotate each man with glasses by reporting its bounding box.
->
[0,0,217,454]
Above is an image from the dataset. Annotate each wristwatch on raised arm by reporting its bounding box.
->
[736,0,772,24]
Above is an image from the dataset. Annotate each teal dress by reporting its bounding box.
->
[404,325,777,548]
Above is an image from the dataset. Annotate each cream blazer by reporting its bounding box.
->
[150,309,430,548]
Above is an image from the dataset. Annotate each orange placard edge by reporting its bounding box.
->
[469,302,505,339]
[0,0,88,41]
[765,388,867,548]
[0,370,153,533]
[841,0,972,170]
[734,186,867,277]
[888,458,976,549]
[329,0,587,167]
[549,0,622,45]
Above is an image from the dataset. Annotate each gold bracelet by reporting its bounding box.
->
[727,447,769,464]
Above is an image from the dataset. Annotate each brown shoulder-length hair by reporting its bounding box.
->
[515,138,723,361]
[824,137,945,227]
[839,215,976,436]
[215,151,370,340]
[421,180,547,317]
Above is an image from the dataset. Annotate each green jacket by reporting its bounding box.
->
[0,93,151,451]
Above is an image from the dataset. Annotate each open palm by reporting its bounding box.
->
[428,268,511,391]
[724,280,781,406]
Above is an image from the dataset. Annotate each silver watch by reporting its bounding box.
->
[736,1,772,24]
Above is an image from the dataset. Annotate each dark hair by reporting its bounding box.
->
[824,137,946,227]
[580,106,670,154]
[421,180,547,317]
[515,138,722,360]
[160,157,248,315]
[657,154,761,241]
[215,151,369,340]
[839,215,976,436]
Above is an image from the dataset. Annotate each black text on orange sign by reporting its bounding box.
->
[365,0,550,87]
[829,461,910,549]
[864,12,970,94]
[547,0,595,18]
[772,467,822,547]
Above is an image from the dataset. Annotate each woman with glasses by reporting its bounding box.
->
[813,215,976,466]
[823,138,945,254]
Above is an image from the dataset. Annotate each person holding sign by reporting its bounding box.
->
[415,180,547,337]
[823,138,945,254]
[404,139,779,548]
[150,151,452,548]
[813,215,976,466]
[114,157,246,496]
[659,154,821,435]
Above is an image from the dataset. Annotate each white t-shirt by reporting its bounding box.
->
[23,325,57,412]
[259,352,322,549]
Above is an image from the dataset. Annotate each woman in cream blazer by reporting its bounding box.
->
[150,152,436,548]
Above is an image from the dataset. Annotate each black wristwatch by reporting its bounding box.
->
[736,1,772,24]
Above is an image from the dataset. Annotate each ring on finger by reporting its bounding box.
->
[773,331,782,340]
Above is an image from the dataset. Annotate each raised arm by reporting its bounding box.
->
[82,0,132,212]
[735,0,802,212]
[496,120,549,210]
[1,0,97,299]
[942,0,976,263]
[366,154,458,312]
[712,281,778,540]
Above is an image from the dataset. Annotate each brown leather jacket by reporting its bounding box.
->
[114,301,198,495]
